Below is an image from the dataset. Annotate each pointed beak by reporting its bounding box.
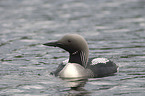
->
[43,41,62,47]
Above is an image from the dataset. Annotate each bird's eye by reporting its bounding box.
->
[68,40,71,43]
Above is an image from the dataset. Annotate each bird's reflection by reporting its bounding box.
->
[59,77,91,96]
[61,77,88,90]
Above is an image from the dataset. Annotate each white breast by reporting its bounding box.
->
[58,63,88,78]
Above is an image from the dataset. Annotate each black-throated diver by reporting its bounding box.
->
[43,34,118,78]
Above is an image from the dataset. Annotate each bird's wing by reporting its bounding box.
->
[88,58,118,77]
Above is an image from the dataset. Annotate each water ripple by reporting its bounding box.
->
[0,0,145,95]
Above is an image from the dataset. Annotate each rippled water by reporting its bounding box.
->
[0,0,145,95]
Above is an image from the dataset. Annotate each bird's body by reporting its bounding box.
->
[51,58,118,78]
[44,34,118,78]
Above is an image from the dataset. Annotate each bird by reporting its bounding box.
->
[43,34,118,78]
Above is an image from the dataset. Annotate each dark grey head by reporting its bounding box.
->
[43,34,89,68]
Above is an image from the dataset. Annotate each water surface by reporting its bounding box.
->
[0,0,145,95]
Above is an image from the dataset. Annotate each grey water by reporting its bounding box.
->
[0,0,145,95]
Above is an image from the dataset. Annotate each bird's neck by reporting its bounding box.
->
[69,50,88,68]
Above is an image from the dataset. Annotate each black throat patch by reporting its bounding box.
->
[69,51,88,68]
